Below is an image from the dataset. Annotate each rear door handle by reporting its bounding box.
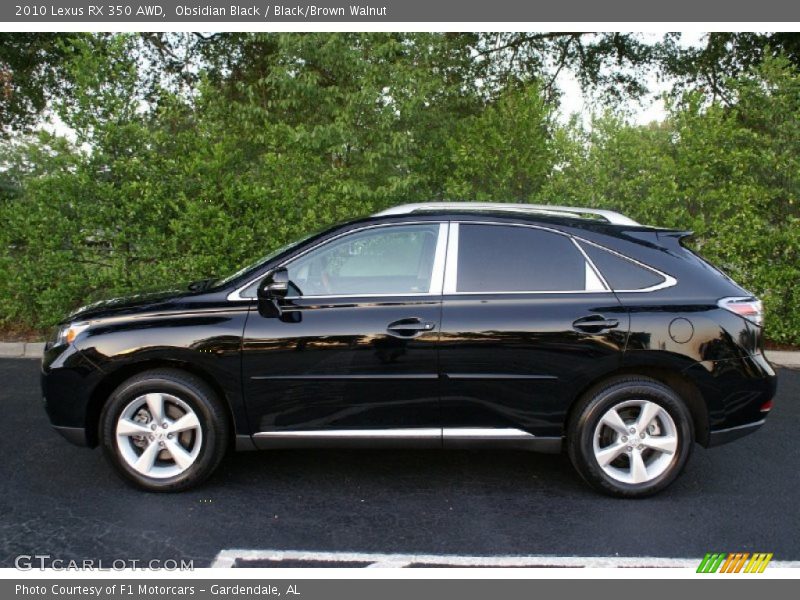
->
[387,318,436,337]
[572,315,620,333]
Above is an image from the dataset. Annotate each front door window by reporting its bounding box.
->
[286,224,442,296]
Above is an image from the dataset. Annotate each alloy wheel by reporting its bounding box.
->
[592,399,679,485]
[115,393,203,479]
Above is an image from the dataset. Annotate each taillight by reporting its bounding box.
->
[718,296,763,327]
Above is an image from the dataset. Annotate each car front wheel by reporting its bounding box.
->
[100,369,229,492]
[567,376,694,498]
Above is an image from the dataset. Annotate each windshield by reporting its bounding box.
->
[213,232,319,288]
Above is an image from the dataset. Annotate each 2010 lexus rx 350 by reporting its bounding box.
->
[41,203,777,497]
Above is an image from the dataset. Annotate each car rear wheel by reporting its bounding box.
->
[567,376,694,498]
[100,369,229,492]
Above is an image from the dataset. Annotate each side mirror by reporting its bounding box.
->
[258,268,289,300]
[257,268,289,318]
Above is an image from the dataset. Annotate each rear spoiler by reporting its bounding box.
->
[622,228,693,250]
[656,229,694,249]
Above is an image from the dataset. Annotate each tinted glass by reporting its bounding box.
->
[580,242,665,290]
[286,224,440,296]
[456,225,587,292]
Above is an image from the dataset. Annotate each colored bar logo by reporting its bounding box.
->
[697,552,773,573]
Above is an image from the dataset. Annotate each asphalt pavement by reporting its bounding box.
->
[1,358,797,568]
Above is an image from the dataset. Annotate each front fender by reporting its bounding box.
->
[42,306,250,446]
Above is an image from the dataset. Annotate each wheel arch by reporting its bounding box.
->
[565,366,710,447]
[85,359,237,449]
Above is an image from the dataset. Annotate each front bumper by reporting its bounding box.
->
[52,425,89,446]
[41,342,104,447]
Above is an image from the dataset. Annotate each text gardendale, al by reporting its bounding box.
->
[174,5,389,18]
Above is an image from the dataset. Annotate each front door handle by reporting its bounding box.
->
[572,315,620,333]
[387,318,436,338]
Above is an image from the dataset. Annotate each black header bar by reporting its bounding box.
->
[4,0,800,22]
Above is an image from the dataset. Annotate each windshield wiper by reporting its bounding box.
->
[187,277,217,292]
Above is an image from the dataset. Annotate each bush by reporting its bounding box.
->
[1,37,799,345]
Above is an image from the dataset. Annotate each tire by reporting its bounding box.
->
[567,376,694,498]
[100,369,230,492]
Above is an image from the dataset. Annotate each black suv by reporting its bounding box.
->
[42,203,776,497]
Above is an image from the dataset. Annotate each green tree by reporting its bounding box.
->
[444,84,557,201]
[545,57,800,342]
[3,34,800,346]
[0,33,91,136]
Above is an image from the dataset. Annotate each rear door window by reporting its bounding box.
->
[454,224,604,293]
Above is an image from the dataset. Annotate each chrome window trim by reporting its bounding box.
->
[572,237,610,291]
[444,220,615,296]
[228,218,677,301]
[577,238,678,293]
[227,285,256,302]
[429,222,449,295]
[272,293,444,301]
[584,262,606,292]
[445,220,676,295]
[445,290,614,296]
[442,222,459,295]
[227,221,448,301]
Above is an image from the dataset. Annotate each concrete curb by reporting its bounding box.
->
[1,341,799,368]
[764,351,800,368]
[0,342,46,359]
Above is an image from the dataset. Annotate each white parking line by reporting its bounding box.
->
[210,549,800,569]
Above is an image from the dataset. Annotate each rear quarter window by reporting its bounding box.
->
[579,242,665,291]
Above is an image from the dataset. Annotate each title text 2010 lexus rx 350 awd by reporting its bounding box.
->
[41,203,777,497]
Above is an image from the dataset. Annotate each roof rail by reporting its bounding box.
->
[373,202,641,226]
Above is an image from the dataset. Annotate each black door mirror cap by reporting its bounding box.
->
[258,268,290,300]
[257,268,289,318]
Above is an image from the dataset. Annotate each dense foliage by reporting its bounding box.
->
[1,33,799,343]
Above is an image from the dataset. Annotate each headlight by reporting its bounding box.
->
[54,322,93,346]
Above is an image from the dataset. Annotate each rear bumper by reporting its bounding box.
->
[707,419,765,447]
[684,352,776,447]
